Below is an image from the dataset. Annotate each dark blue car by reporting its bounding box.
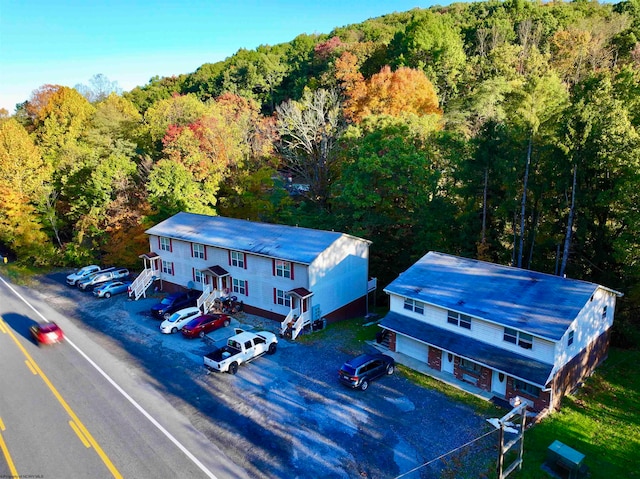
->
[150,291,199,320]
[338,353,395,391]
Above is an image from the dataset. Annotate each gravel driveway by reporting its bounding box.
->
[31,271,497,478]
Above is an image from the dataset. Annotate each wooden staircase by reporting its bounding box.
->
[197,285,222,314]
[128,268,156,300]
[280,307,312,341]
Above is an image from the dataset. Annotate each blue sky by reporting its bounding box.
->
[0,0,436,113]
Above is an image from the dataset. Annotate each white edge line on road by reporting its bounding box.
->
[0,275,220,479]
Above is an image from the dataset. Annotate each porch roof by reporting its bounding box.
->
[203,265,229,277]
[380,312,553,387]
[288,287,313,298]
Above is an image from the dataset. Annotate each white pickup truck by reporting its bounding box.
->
[204,329,278,374]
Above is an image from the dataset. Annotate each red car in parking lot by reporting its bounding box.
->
[181,314,230,338]
[30,322,64,345]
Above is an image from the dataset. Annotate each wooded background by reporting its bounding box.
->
[1,0,639,345]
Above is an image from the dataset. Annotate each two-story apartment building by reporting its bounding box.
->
[133,212,373,338]
[379,251,622,411]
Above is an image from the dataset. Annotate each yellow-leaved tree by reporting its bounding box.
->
[341,63,442,123]
[0,118,52,262]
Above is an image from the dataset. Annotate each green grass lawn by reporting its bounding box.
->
[315,317,640,478]
[513,347,640,479]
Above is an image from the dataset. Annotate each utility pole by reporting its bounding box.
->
[490,399,528,479]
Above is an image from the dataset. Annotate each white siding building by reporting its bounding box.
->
[134,212,372,339]
[379,251,622,411]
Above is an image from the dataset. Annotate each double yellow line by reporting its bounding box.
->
[0,317,122,478]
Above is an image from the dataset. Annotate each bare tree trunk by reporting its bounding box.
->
[43,188,63,248]
[518,134,533,268]
[560,162,578,277]
[481,167,488,243]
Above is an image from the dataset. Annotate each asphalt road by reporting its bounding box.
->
[1,271,496,478]
[0,274,249,479]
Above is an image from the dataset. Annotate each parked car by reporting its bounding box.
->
[181,313,231,338]
[66,265,100,286]
[160,307,202,334]
[150,291,199,320]
[93,280,132,299]
[30,322,64,345]
[338,353,395,391]
[77,268,129,291]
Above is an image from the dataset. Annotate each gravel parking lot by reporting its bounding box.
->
[32,271,497,478]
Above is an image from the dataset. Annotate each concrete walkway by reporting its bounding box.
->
[367,340,496,403]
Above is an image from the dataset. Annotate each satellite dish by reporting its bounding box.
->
[187,281,195,290]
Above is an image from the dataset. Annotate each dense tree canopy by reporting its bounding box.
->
[2,0,640,343]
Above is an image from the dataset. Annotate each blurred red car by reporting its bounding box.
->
[30,322,64,345]
[181,314,230,338]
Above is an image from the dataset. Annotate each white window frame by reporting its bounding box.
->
[233,278,246,295]
[447,311,471,330]
[161,260,173,275]
[231,251,245,268]
[567,330,574,346]
[503,327,533,349]
[194,269,204,284]
[403,298,425,315]
[275,260,291,278]
[160,237,171,252]
[275,289,291,307]
[192,243,205,259]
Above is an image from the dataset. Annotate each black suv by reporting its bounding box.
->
[150,291,199,320]
[338,353,395,391]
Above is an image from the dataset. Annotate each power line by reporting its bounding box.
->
[394,428,499,479]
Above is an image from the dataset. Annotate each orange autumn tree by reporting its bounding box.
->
[341,63,442,123]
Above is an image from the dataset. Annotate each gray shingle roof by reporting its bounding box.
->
[384,251,606,341]
[145,212,369,265]
[381,312,553,387]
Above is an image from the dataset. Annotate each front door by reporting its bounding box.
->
[442,351,454,374]
[492,370,507,397]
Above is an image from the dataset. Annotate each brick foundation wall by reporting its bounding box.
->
[388,332,397,352]
[478,366,491,391]
[550,329,611,410]
[428,346,442,371]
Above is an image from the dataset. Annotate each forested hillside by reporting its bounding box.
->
[1,0,639,344]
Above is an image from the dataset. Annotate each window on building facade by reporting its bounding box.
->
[460,358,482,374]
[159,237,171,252]
[194,269,204,284]
[403,298,425,314]
[275,260,292,278]
[503,327,533,349]
[514,379,540,398]
[568,330,574,346]
[231,251,245,268]
[233,278,247,295]
[161,260,173,275]
[275,289,291,307]
[192,243,205,259]
[447,311,471,329]
[602,305,607,319]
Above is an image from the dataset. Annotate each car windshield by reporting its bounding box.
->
[167,313,181,322]
[160,298,173,306]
